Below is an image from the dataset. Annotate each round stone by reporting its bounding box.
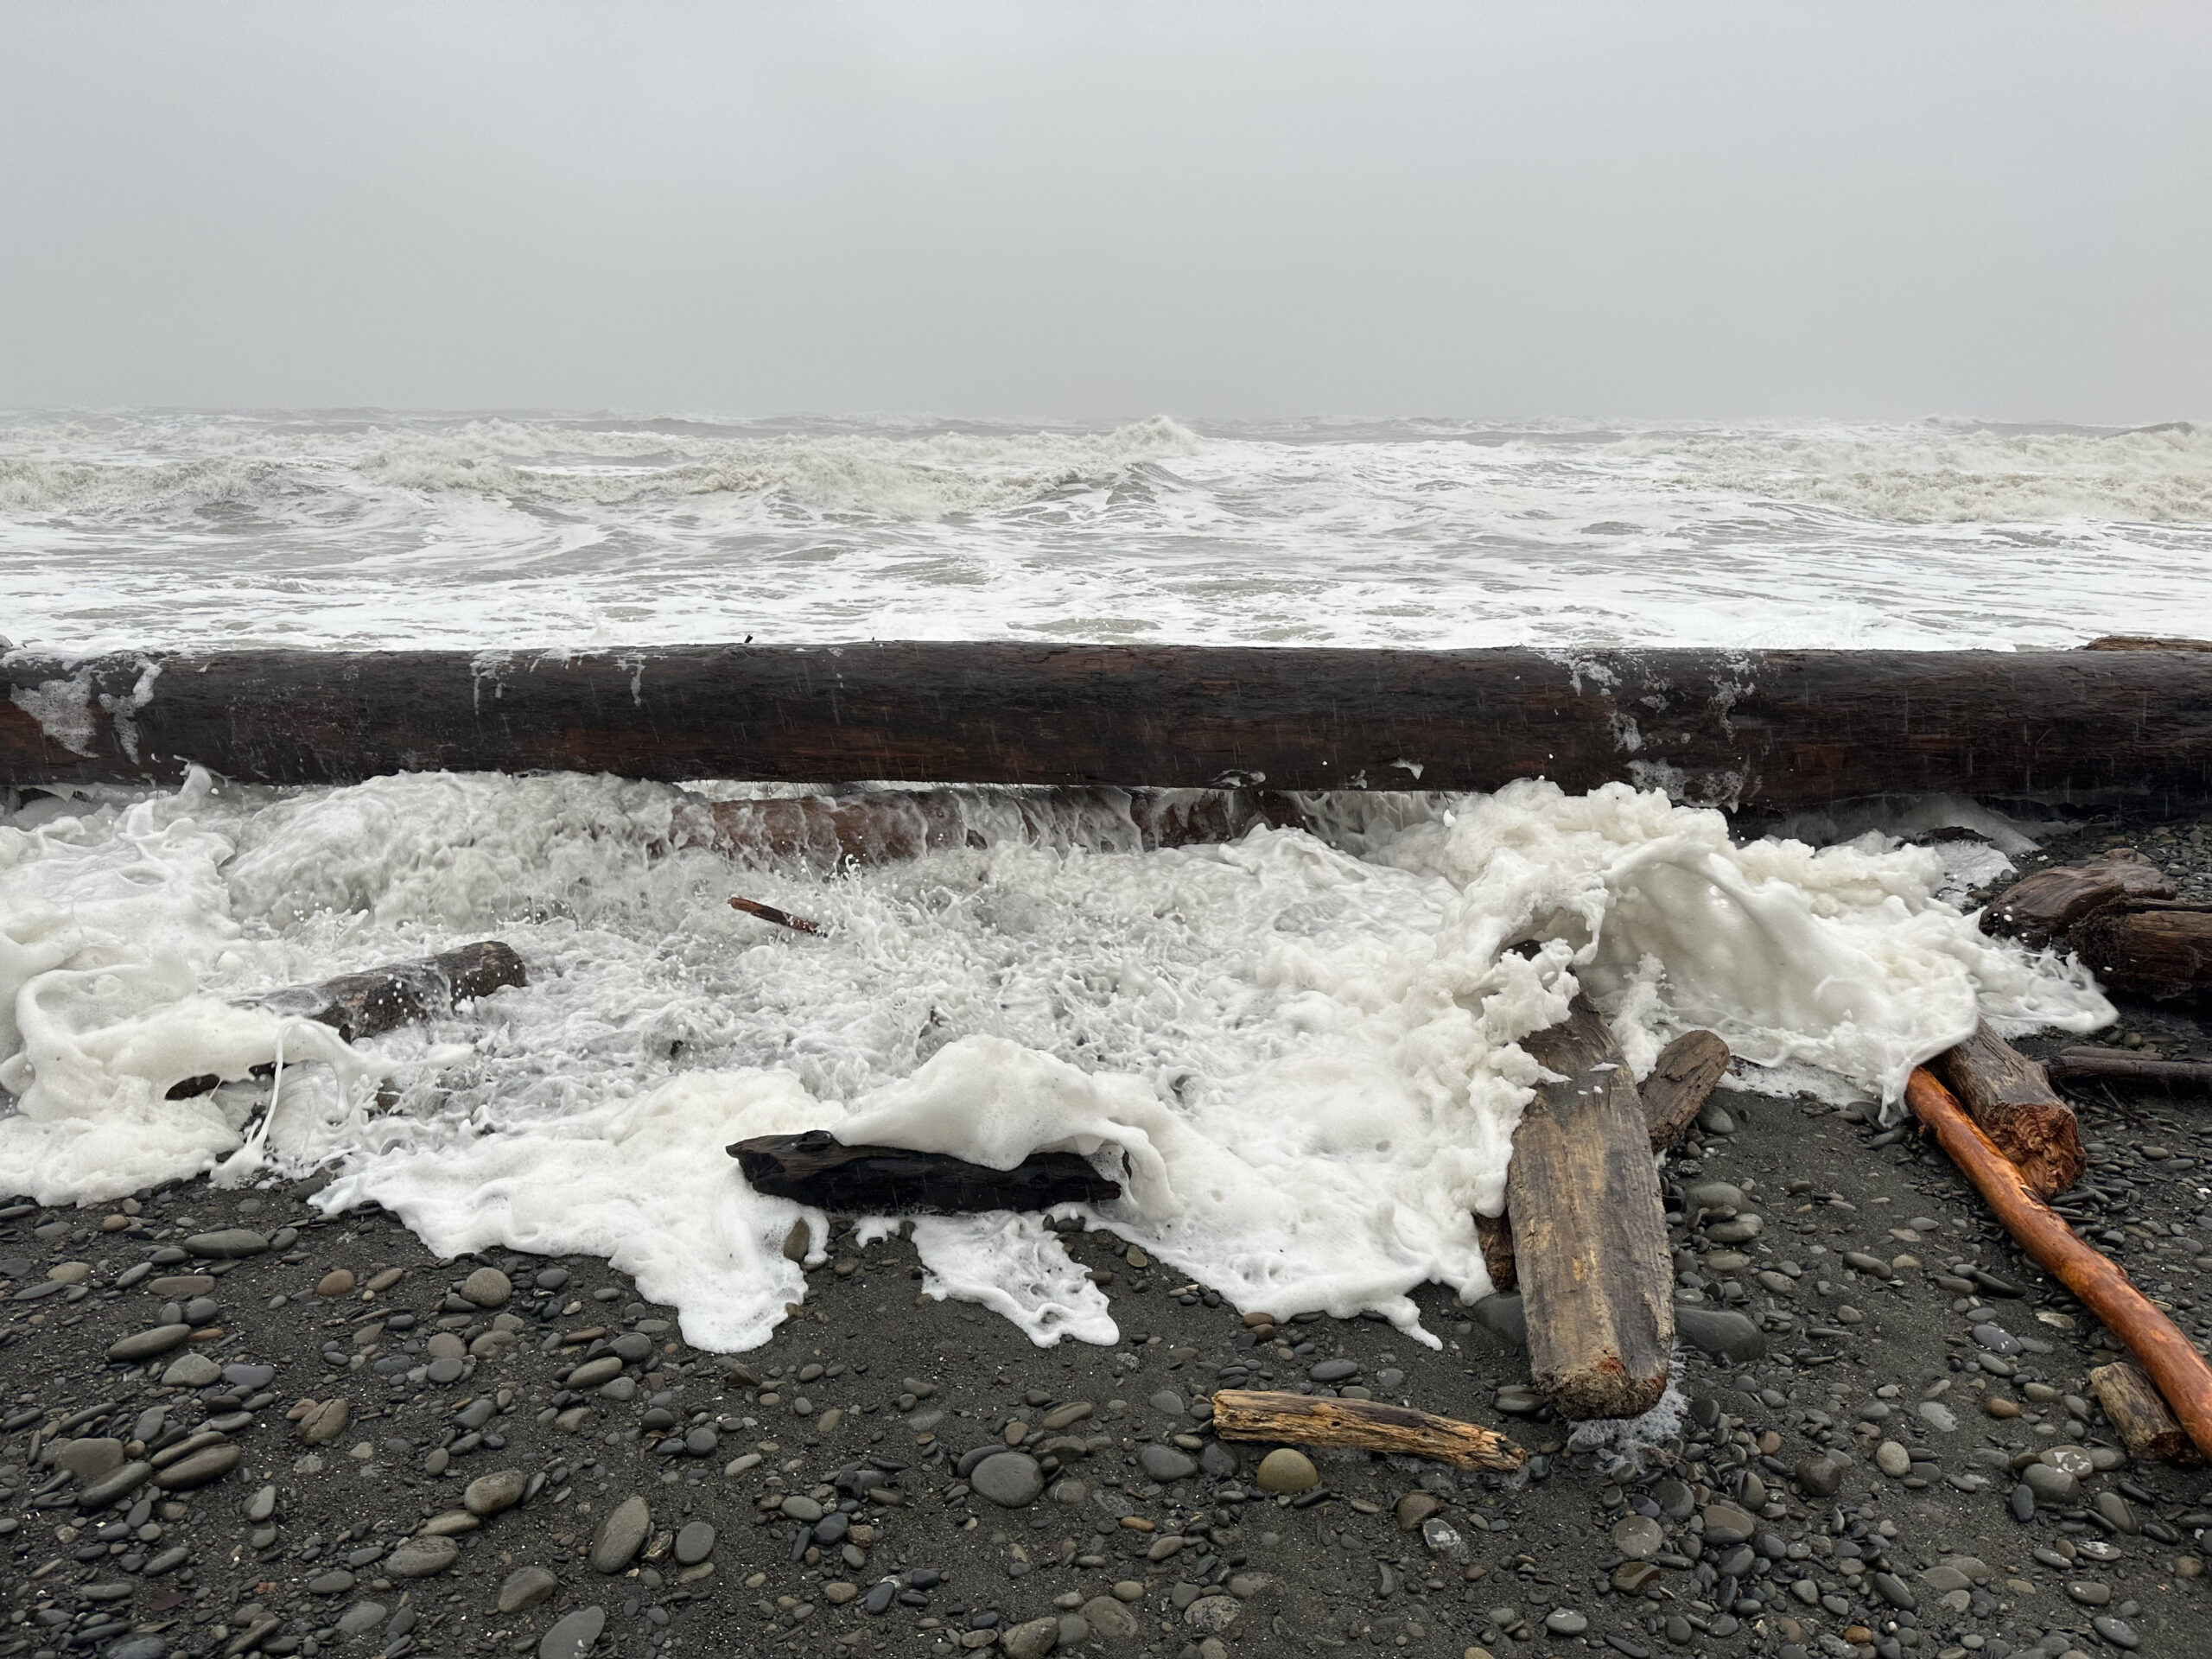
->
[161,1351,222,1388]
[1140,1444,1198,1483]
[386,1535,461,1579]
[1874,1440,1911,1478]
[970,1452,1046,1508]
[779,1494,824,1522]
[499,1567,559,1613]
[538,1605,606,1659]
[1001,1615,1060,1659]
[317,1268,356,1298]
[589,1495,652,1573]
[1544,1610,1589,1635]
[675,1521,716,1564]
[565,1356,622,1390]
[153,1443,241,1490]
[300,1398,351,1446]
[1255,1448,1319,1494]
[426,1357,465,1385]
[461,1267,512,1306]
[1082,1597,1140,1638]
[465,1469,527,1516]
[1611,1515,1663,1559]
[2040,1444,2095,1478]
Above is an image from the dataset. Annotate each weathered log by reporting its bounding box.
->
[1208,1388,1525,1472]
[1928,1021,2084,1199]
[2047,1048,2212,1093]
[1904,1066,2212,1461]
[2080,635,2212,652]
[1509,997,1674,1419]
[2072,902,2212,1003]
[728,896,821,935]
[1472,1211,1516,1295]
[1980,850,2175,948]
[1641,1029,1732,1152]
[164,942,527,1099]
[728,1130,1121,1215]
[8,645,2212,809]
[2088,1360,2204,1465]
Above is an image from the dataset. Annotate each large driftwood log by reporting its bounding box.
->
[2088,1360,2204,1465]
[1209,1388,1525,1471]
[1641,1029,1732,1152]
[1928,1021,2084,1198]
[8,645,2212,808]
[1904,1067,2212,1460]
[164,942,527,1099]
[2072,902,2212,1003]
[728,1130,1121,1214]
[2047,1048,2212,1093]
[1510,998,1675,1419]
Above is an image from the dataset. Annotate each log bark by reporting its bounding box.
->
[1928,1021,2085,1199]
[1980,850,2175,948]
[728,1130,1122,1215]
[1904,1066,2212,1461]
[2080,636,2212,652]
[2071,902,2212,1003]
[164,942,527,1099]
[2088,1360,2204,1465]
[2047,1048,2212,1093]
[8,645,2212,809]
[1472,1212,1516,1295]
[1208,1388,1525,1472]
[1641,1030,1732,1152]
[1509,997,1675,1419]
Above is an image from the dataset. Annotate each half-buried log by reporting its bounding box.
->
[1510,997,1675,1419]
[1209,1389,1526,1472]
[1928,1021,2084,1199]
[1904,1065,2212,1461]
[1980,850,2175,949]
[2088,1360,2204,1465]
[2047,1048,2212,1094]
[729,1130,1122,1215]
[164,942,528,1099]
[1641,1029,1732,1152]
[2072,902,2212,1004]
[7,645,2212,809]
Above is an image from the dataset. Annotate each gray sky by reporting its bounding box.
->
[2,2,2205,421]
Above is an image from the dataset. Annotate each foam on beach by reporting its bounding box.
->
[0,771,2111,1352]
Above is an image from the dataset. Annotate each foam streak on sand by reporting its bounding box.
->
[0,772,2110,1351]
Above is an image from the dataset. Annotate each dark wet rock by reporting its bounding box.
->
[970,1452,1046,1507]
[106,1324,192,1362]
[79,1461,153,1510]
[499,1567,559,1613]
[1139,1444,1198,1482]
[539,1605,606,1659]
[675,1520,716,1563]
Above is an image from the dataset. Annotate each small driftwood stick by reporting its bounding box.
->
[2072,902,2212,1004]
[728,895,822,934]
[1472,1212,1516,1295]
[729,1130,1121,1215]
[1641,1029,1732,1152]
[1510,997,1674,1419]
[1905,1066,2212,1460]
[1209,1388,1525,1472]
[165,941,528,1099]
[2088,1360,2204,1465]
[1929,1021,2084,1199]
[2047,1048,2212,1093]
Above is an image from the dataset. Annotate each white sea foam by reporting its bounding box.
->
[0,770,2109,1352]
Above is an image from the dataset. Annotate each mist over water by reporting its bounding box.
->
[4,411,2206,655]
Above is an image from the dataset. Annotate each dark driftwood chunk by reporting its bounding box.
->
[729,1131,1121,1215]
[165,942,527,1099]
[2072,903,2212,1004]
[2048,1048,2212,1093]
[2089,1360,2204,1465]
[1929,1021,2083,1199]
[1642,1029,1732,1152]
[1510,997,1674,1419]
[1472,1211,1516,1294]
[1980,850,2174,948]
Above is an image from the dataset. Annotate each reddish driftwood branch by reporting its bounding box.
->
[1209,1389,1525,1471]
[1905,1066,2212,1460]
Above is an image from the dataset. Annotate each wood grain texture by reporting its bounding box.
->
[1208,1388,1525,1471]
[2088,1361,2204,1465]
[2048,1048,2212,1093]
[1929,1021,2085,1199]
[8,645,2212,808]
[1641,1030,1732,1152]
[1510,997,1674,1419]
[1473,1211,1517,1294]
[1904,1067,2212,1461]
[728,1130,1122,1214]
[1980,851,2176,948]
[2072,903,2212,1004]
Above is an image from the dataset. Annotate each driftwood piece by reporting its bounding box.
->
[1928,1021,2085,1198]
[2047,1048,2212,1093]
[1904,1066,2212,1460]
[2088,1360,2204,1465]
[2072,902,2212,1003]
[1979,850,2174,948]
[2081,635,2212,652]
[164,942,528,1099]
[728,896,821,934]
[1641,1030,1732,1152]
[728,1130,1121,1215]
[1209,1388,1525,1472]
[9,645,2212,810]
[1510,997,1674,1419]
[1472,1212,1516,1294]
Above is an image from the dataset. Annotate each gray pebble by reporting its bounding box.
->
[969,1452,1046,1508]
[539,1605,607,1659]
[565,1357,623,1390]
[465,1469,527,1516]
[461,1267,513,1306]
[1140,1444,1198,1482]
[779,1494,824,1522]
[337,1601,389,1636]
[2021,1463,2079,1505]
[675,1520,716,1564]
[1308,1358,1359,1382]
[154,1442,240,1490]
[1674,1306,1767,1363]
[590,1496,652,1573]
[79,1461,153,1510]
[499,1567,560,1613]
[1147,1389,1185,1415]
[106,1324,193,1362]
[161,1351,222,1388]
[386,1535,461,1579]
[184,1229,269,1258]
[2092,1615,2142,1649]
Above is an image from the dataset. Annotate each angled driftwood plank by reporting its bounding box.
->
[1209,1388,1524,1471]
[1510,997,1674,1419]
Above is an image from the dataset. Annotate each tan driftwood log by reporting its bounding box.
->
[1928,1021,2085,1199]
[10,645,2212,810]
[1510,997,1674,1419]
[1904,1067,2212,1460]
[2047,1048,2212,1093]
[2072,902,2212,1004]
[1209,1389,1525,1472]
[1641,1029,1732,1152]
[2088,1360,2204,1465]
[164,942,528,1100]
[1979,850,2174,948]
[1472,1212,1516,1294]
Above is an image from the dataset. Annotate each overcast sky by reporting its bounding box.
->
[2,3,2205,422]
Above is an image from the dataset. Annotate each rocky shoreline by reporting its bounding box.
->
[3,810,2210,1659]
